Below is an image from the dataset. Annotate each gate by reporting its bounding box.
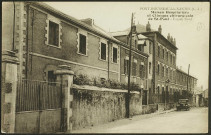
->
[15,79,62,133]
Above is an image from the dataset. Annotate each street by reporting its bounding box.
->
[72,107,208,133]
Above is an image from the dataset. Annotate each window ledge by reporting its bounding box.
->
[77,52,88,57]
[99,58,107,62]
[111,61,118,65]
[45,43,61,49]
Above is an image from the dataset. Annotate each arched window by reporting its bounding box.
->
[157,86,160,94]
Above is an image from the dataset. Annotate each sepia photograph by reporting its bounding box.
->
[1,1,209,134]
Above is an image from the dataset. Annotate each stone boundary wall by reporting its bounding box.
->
[71,84,142,130]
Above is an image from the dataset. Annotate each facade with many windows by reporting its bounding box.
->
[137,23,177,104]
[110,27,149,93]
[3,2,198,106]
[3,2,125,82]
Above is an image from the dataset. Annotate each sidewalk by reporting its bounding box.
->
[68,108,176,133]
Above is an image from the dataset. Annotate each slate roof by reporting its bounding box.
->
[176,68,197,79]
[30,2,124,45]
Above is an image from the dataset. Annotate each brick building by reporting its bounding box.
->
[2,1,198,105]
[111,22,198,105]
[2,2,126,82]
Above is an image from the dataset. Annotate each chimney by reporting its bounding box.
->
[81,18,94,26]
[167,33,170,40]
[158,25,162,34]
[173,38,176,45]
[146,21,151,32]
[170,36,173,43]
[131,25,136,34]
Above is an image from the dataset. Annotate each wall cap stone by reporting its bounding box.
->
[2,50,19,64]
[55,65,74,75]
[72,84,140,94]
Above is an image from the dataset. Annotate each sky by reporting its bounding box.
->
[45,2,209,89]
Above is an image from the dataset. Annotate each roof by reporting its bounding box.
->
[137,34,148,39]
[30,2,123,45]
[125,24,156,33]
[30,2,149,58]
[176,68,197,79]
[110,23,177,50]
[140,31,178,50]
[110,30,130,37]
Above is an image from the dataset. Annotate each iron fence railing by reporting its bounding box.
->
[16,79,62,112]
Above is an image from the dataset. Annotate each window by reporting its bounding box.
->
[173,56,175,65]
[157,64,160,75]
[48,71,56,83]
[132,62,137,76]
[162,49,165,59]
[166,52,168,62]
[166,68,168,78]
[162,66,165,77]
[138,45,142,51]
[48,21,59,46]
[170,54,172,64]
[158,46,160,57]
[79,34,87,55]
[142,90,147,105]
[149,62,151,74]
[172,70,174,80]
[124,59,129,75]
[101,42,107,60]
[140,64,145,78]
[135,40,137,48]
[113,47,117,63]
[157,86,160,94]
[149,42,152,54]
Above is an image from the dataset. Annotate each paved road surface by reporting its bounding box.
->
[72,107,208,133]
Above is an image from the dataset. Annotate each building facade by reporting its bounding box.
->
[111,22,198,105]
[2,2,125,83]
[2,2,198,106]
[110,27,151,104]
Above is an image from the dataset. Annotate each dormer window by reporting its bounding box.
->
[137,40,145,52]
[138,44,142,51]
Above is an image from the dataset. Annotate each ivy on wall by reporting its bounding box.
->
[73,74,141,92]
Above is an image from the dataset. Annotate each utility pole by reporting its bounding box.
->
[126,13,134,118]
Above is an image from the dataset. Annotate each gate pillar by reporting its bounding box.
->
[55,65,74,133]
[1,50,19,133]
